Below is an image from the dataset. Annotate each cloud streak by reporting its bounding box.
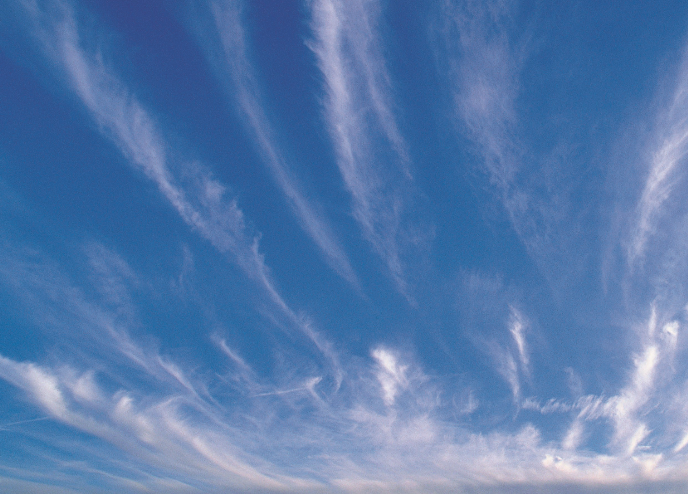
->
[308,0,423,298]
[55,11,260,280]
[627,48,688,267]
[459,273,532,402]
[437,0,582,288]
[10,0,342,384]
[196,0,359,288]
[0,354,310,492]
[509,306,529,369]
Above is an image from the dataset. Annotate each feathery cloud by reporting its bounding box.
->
[10,0,343,384]
[308,0,424,298]
[627,49,688,267]
[437,0,584,290]
[195,0,359,288]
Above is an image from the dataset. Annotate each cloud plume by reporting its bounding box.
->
[196,0,359,287]
[308,0,424,297]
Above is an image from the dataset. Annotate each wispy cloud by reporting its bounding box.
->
[627,49,688,268]
[308,0,424,298]
[437,1,582,288]
[2,249,688,492]
[443,0,523,188]
[0,233,325,490]
[509,305,529,369]
[523,305,685,458]
[459,273,532,402]
[50,3,261,279]
[0,354,313,492]
[193,0,359,288]
[5,235,664,489]
[496,349,521,401]
[606,43,688,453]
[11,0,342,384]
[371,347,408,406]
[8,1,688,492]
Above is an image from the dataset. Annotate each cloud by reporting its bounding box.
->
[7,1,688,492]
[0,354,310,492]
[601,304,687,457]
[0,253,588,493]
[562,419,584,451]
[437,0,582,290]
[308,0,426,298]
[444,0,522,188]
[10,0,343,385]
[627,48,688,267]
[509,306,529,369]
[598,42,688,325]
[609,344,658,456]
[523,304,685,457]
[0,236,323,491]
[51,5,261,279]
[598,49,688,389]
[193,0,359,288]
[3,265,688,493]
[459,273,532,402]
[371,347,408,406]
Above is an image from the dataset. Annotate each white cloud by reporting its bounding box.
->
[0,354,312,492]
[607,311,663,456]
[522,397,573,415]
[53,11,262,279]
[199,0,359,288]
[439,0,521,202]
[438,0,582,292]
[562,419,584,451]
[4,323,688,493]
[517,301,687,458]
[216,337,252,373]
[627,49,688,267]
[610,46,688,324]
[674,431,688,453]
[7,2,688,493]
[459,272,532,402]
[372,347,408,406]
[308,0,425,298]
[495,347,520,401]
[662,320,679,338]
[509,306,529,369]
[1,358,69,418]
[565,367,584,397]
[11,0,345,387]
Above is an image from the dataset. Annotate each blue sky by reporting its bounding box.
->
[3,0,688,492]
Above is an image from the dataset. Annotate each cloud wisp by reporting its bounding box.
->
[0,233,328,491]
[54,8,259,280]
[437,0,583,289]
[626,48,688,269]
[0,356,314,493]
[610,45,688,334]
[193,0,359,288]
[308,0,424,299]
[10,0,343,384]
[458,272,533,403]
[522,303,687,462]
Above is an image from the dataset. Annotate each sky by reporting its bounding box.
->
[3,0,688,492]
